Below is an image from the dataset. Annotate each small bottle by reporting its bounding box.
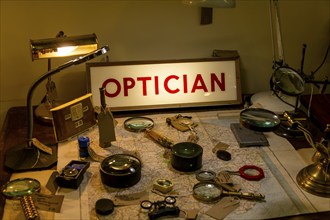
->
[78,136,90,160]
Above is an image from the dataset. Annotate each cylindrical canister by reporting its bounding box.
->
[78,136,90,159]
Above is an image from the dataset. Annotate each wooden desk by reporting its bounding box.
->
[1,106,329,219]
[0,106,56,218]
[300,94,330,132]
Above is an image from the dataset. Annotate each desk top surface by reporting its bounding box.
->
[1,107,329,220]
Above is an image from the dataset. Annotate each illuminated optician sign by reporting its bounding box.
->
[87,58,241,111]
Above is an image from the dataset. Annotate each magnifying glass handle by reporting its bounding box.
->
[145,129,174,148]
[21,195,40,220]
[223,191,265,201]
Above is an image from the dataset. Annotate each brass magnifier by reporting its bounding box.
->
[2,178,41,220]
[240,108,330,198]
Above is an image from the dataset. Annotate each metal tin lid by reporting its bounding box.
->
[100,154,141,175]
[78,136,90,148]
[172,142,203,158]
[95,198,114,215]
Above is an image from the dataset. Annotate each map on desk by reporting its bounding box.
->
[4,110,330,220]
[4,110,326,220]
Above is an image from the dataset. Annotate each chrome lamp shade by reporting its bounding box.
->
[31,33,98,60]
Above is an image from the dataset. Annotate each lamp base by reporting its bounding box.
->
[34,102,53,124]
[296,160,330,198]
[250,91,296,113]
[274,113,308,138]
[35,101,63,124]
[5,143,57,171]
[274,122,304,138]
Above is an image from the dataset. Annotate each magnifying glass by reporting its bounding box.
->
[225,165,265,181]
[192,182,265,203]
[240,108,281,132]
[196,170,216,182]
[2,178,41,219]
[271,66,305,96]
[124,117,154,132]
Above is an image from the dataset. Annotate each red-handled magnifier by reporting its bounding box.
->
[226,165,265,181]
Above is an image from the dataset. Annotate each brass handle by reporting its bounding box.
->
[145,129,174,149]
[20,195,40,220]
[223,191,265,201]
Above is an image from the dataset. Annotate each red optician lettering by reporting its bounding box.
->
[191,74,208,93]
[137,77,152,96]
[164,75,180,94]
[154,76,159,95]
[102,72,226,98]
[211,72,225,91]
[102,79,120,97]
[123,77,135,96]
[183,75,188,93]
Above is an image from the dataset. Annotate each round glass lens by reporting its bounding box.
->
[193,182,222,202]
[124,117,154,132]
[196,170,216,182]
[240,108,280,132]
[2,178,41,199]
[273,67,304,95]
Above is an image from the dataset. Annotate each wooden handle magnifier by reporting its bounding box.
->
[2,178,41,220]
[193,182,265,203]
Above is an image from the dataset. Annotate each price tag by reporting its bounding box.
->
[205,197,240,220]
[216,171,233,185]
[32,193,64,213]
[212,142,229,153]
[31,138,52,155]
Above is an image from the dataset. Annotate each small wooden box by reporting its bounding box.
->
[50,93,96,142]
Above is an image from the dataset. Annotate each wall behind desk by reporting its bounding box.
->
[0,0,329,129]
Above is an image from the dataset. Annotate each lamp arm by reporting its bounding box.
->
[26,46,109,145]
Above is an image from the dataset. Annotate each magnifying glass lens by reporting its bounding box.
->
[141,200,153,209]
[193,182,222,203]
[165,196,176,204]
[243,169,259,176]
[240,108,280,132]
[273,67,304,95]
[124,117,154,132]
[2,178,41,199]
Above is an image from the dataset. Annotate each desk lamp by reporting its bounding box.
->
[30,32,98,123]
[250,0,302,113]
[239,109,330,198]
[250,0,329,138]
[5,46,109,171]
